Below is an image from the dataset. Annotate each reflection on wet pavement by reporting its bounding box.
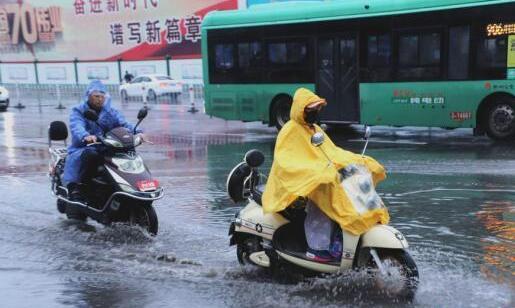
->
[0,102,513,307]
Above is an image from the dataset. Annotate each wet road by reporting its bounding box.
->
[0,100,513,307]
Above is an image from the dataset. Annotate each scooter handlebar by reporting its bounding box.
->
[86,141,102,147]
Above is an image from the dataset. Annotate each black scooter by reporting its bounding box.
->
[48,107,163,235]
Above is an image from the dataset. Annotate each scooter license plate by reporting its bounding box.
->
[137,179,159,191]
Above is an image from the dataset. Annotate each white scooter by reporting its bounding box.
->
[226,127,419,300]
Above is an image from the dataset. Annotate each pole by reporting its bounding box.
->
[34,59,39,85]
[165,54,171,77]
[117,58,122,83]
[142,87,150,110]
[73,58,79,85]
[187,84,198,113]
[56,84,65,109]
[13,83,25,109]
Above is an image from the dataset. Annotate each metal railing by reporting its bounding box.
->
[1,83,204,109]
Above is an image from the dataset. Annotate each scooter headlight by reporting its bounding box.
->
[112,156,145,173]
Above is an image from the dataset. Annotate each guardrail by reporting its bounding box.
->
[0,83,204,109]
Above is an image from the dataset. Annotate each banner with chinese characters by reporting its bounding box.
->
[0,0,237,62]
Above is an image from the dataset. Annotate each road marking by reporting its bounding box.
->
[348,139,427,145]
[397,188,515,196]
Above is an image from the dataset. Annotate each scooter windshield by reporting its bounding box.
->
[340,164,386,215]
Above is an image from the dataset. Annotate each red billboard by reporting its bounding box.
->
[0,0,237,62]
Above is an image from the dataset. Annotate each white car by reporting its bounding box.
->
[0,86,9,111]
[119,74,182,101]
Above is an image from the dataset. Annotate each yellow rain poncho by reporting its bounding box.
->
[262,88,389,235]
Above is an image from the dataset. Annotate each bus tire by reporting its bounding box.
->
[271,97,292,131]
[485,98,515,140]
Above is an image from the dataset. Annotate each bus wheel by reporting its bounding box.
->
[485,99,515,140]
[272,97,292,131]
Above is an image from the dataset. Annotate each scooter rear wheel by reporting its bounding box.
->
[65,204,87,221]
[236,236,262,265]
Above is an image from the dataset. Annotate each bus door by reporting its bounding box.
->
[316,34,359,123]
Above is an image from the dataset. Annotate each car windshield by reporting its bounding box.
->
[155,76,172,80]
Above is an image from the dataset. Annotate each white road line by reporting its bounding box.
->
[397,188,515,196]
[347,139,427,145]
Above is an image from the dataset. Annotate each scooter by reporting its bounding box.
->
[226,127,419,300]
[48,107,163,235]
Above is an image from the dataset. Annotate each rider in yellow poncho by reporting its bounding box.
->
[262,88,390,249]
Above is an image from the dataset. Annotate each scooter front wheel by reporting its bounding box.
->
[367,249,419,301]
[57,199,66,214]
[129,204,158,236]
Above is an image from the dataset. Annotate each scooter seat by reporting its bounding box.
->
[252,184,266,205]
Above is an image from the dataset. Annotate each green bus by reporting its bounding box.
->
[201,0,515,140]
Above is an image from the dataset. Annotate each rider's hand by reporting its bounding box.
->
[136,133,150,143]
[84,135,97,144]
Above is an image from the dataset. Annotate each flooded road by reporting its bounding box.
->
[0,101,513,307]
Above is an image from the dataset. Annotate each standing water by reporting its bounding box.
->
[0,103,512,307]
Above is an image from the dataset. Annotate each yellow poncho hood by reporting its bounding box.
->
[262,88,389,235]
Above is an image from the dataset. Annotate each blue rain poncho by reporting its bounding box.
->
[62,80,140,184]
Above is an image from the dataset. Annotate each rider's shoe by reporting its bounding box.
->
[68,183,85,204]
[329,232,343,260]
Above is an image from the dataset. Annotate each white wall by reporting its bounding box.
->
[169,59,203,84]
[77,62,120,85]
[0,59,204,85]
[121,60,168,78]
[38,63,76,84]
[1,63,37,84]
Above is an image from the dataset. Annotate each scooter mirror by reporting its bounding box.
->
[137,107,148,120]
[244,149,265,168]
[84,109,99,122]
[311,132,325,147]
[364,126,372,139]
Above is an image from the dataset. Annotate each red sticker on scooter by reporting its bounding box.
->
[137,179,159,191]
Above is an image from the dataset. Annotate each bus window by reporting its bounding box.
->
[476,35,507,79]
[397,32,441,80]
[210,43,235,83]
[266,39,312,83]
[448,26,470,80]
[215,44,234,70]
[268,41,307,65]
[237,41,263,82]
[399,35,418,67]
[238,42,263,69]
[365,34,392,82]
[420,33,441,65]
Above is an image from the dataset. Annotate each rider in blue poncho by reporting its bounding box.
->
[63,80,144,202]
